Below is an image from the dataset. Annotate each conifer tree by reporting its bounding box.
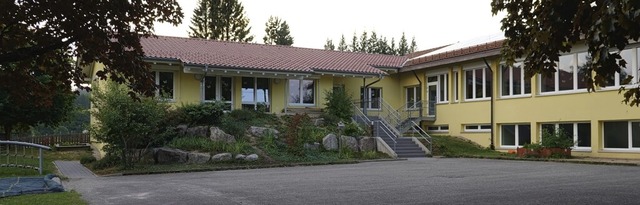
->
[398,32,409,55]
[263,16,294,45]
[337,35,348,51]
[324,39,335,50]
[189,0,254,42]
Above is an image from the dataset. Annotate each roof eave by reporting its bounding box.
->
[400,49,501,72]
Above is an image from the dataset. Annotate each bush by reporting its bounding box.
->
[540,128,575,149]
[92,154,120,170]
[323,89,354,122]
[80,155,97,164]
[284,114,312,156]
[167,136,253,154]
[343,121,365,137]
[178,102,225,126]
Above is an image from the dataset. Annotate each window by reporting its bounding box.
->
[427,125,449,132]
[501,124,531,147]
[464,124,491,132]
[464,67,492,100]
[540,53,589,93]
[604,48,638,87]
[603,121,640,150]
[360,87,381,109]
[155,71,174,99]
[243,77,270,111]
[453,71,459,102]
[289,79,315,105]
[500,63,531,97]
[405,86,421,109]
[541,122,591,149]
[427,73,448,103]
[203,76,232,110]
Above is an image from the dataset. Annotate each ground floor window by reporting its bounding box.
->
[427,125,449,132]
[603,121,640,149]
[154,71,174,99]
[288,79,315,106]
[541,122,591,149]
[203,76,233,110]
[242,77,270,111]
[501,124,531,147]
[361,87,381,109]
[464,124,491,132]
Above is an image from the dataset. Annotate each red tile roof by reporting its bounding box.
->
[403,40,504,68]
[140,36,407,76]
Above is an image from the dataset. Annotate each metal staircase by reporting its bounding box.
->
[352,99,433,158]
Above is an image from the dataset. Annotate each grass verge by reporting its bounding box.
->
[0,190,87,205]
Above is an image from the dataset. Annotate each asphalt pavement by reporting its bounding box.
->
[65,158,640,204]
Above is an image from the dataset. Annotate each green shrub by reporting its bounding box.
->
[319,113,341,129]
[323,89,354,122]
[167,136,252,154]
[284,114,312,156]
[92,154,120,170]
[343,121,365,136]
[178,102,225,126]
[80,155,97,164]
[220,115,248,139]
[540,128,575,149]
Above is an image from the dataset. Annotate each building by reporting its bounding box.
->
[85,35,640,159]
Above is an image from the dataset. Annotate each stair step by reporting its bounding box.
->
[397,154,428,158]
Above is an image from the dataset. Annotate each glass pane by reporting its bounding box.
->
[302,80,314,104]
[620,49,634,86]
[559,123,574,141]
[465,70,473,99]
[523,65,532,94]
[501,125,516,146]
[632,122,640,148]
[288,79,300,103]
[221,77,232,102]
[577,123,591,147]
[603,121,629,148]
[558,55,575,91]
[475,69,483,98]
[465,125,476,130]
[577,53,589,89]
[518,125,531,145]
[256,78,269,103]
[453,72,458,101]
[427,76,438,82]
[439,74,446,102]
[442,126,449,130]
[513,64,522,95]
[480,125,492,130]
[158,72,174,98]
[540,74,555,92]
[406,87,414,107]
[416,87,421,101]
[204,76,216,101]
[370,88,381,109]
[541,124,555,134]
[242,77,255,103]
[501,65,510,96]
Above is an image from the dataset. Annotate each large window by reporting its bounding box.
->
[540,53,589,93]
[361,87,381,109]
[242,77,270,111]
[427,73,448,103]
[405,86,421,109]
[501,124,531,147]
[500,63,531,97]
[288,79,315,105]
[603,121,640,150]
[604,48,638,88]
[154,71,174,99]
[541,122,591,149]
[203,76,232,110]
[464,67,492,100]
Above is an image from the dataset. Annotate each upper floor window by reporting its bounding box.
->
[155,71,174,99]
[464,67,492,100]
[289,79,315,105]
[405,86,421,109]
[540,53,589,93]
[500,63,531,97]
[604,48,638,88]
[427,73,448,103]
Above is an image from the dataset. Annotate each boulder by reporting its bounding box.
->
[211,153,232,162]
[175,124,188,136]
[359,137,377,152]
[322,134,338,151]
[341,136,359,152]
[245,154,259,161]
[248,126,280,138]
[154,147,189,164]
[235,154,247,160]
[304,142,321,150]
[210,127,236,143]
[185,126,209,138]
[187,152,211,164]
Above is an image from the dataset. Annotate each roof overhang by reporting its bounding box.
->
[400,49,501,72]
[184,64,315,79]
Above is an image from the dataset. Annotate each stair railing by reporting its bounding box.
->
[408,121,432,153]
[375,120,397,151]
[351,101,372,125]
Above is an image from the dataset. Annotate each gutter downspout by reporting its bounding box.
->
[483,58,495,150]
[412,70,423,118]
[362,75,383,117]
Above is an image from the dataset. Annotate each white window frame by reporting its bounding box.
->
[288,79,316,106]
[464,124,492,133]
[464,67,491,101]
[154,71,175,101]
[602,121,640,151]
[541,122,592,151]
[243,77,271,110]
[500,62,531,98]
[453,71,459,102]
[601,47,639,89]
[361,87,382,110]
[427,125,449,133]
[202,76,233,109]
[500,124,531,149]
[427,73,448,103]
[405,86,421,110]
[538,52,590,95]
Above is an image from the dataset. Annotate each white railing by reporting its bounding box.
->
[375,120,397,151]
[0,141,51,175]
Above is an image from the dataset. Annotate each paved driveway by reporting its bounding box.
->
[66,158,640,204]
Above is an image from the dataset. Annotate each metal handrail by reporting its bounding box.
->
[408,121,433,153]
[352,101,372,125]
[375,120,397,151]
[0,141,51,175]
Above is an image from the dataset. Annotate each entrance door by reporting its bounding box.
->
[427,83,437,116]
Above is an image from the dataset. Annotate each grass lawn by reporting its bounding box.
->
[425,135,514,158]
[0,190,87,205]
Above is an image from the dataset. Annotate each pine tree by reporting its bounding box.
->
[409,37,418,53]
[263,16,294,45]
[337,34,348,51]
[398,32,409,56]
[358,31,369,53]
[350,32,359,52]
[324,39,335,50]
[189,0,254,42]
[389,37,397,55]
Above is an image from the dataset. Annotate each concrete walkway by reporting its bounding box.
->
[54,161,96,179]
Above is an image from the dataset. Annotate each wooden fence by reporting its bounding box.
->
[11,133,90,147]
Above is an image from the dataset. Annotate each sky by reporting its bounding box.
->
[153,0,505,50]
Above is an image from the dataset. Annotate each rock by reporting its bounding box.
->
[235,154,246,160]
[187,152,211,164]
[245,154,259,161]
[341,136,359,152]
[248,126,280,138]
[359,137,377,152]
[322,134,338,151]
[154,147,189,164]
[210,127,236,143]
[175,124,188,136]
[304,142,321,150]
[185,126,209,138]
[211,153,232,162]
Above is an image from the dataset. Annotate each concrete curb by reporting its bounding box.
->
[441,155,640,166]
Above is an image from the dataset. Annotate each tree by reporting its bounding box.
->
[350,32,359,52]
[189,0,254,42]
[263,16,294,46]
[409,37,418,53]
[338,35,349,51]
[359,31,369,53]
[398,33,409,55]
[324,39,335,50]
[1,0,183,102]
[492,0,640,106]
